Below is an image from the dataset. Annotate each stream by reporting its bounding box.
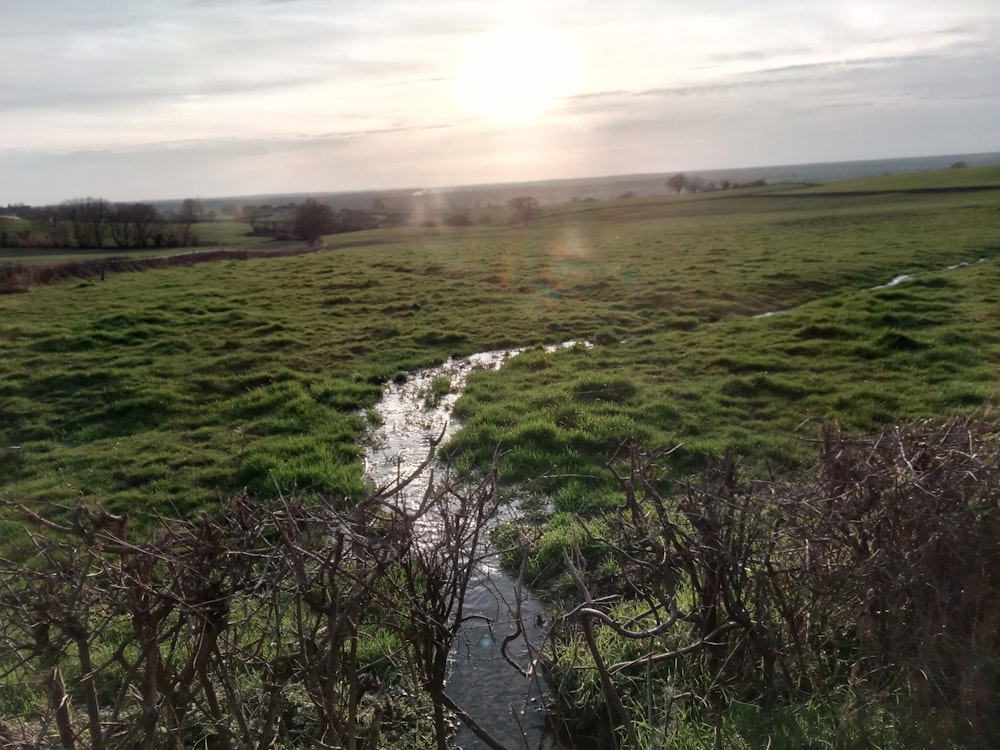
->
[364,344,583,750]
[360,257,990,746]
[752,257,987,318]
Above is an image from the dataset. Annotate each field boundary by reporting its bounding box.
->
[0,243,321,293]
[767,184,1000,197]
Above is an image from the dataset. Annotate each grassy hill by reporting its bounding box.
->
[0,220,294,264]
[784,164,1000,193]
[3,184,1000,748]
[2,187,999,546]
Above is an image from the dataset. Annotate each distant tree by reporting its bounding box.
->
[618,191,636,200]
[37,205,70,247]
[445,213,473,227]
[507,196,541,225]
[666,173,689,194]
[108,203,158,249]
[64,198,111,248]
[176,198,202,246]
[950,161,969,169]
[687,177,705,194]
[335,208,378,231]
[128,203,159,248]
[3,203,32,219]
[0,215,22,248]
[108,205,135,249]
[180,197,203,220]
[294,199,336,242]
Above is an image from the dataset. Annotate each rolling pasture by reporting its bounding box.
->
[1,181,999,546]
[784,163,1000,193]
[3,174,1000,748]
[0,220,294,264]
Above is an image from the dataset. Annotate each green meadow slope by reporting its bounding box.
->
[1,187,999,546]
[782,164,1000,193]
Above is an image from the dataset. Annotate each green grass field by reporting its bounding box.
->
[0,220,296,264]
[3,175,1000,748]
[784,164,1000,193]
[1,184,999,544]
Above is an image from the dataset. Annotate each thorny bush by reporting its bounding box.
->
[3,418,1000,750]
[543,418,1000,748]
[0,459,508,750]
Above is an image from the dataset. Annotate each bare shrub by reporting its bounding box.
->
[0,455,514,750]
[544,418,1000,747]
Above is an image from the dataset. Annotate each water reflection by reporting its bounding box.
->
[364,344,584,749]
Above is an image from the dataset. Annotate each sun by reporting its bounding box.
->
[453,27,580,125]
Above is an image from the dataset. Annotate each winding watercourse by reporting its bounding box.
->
[364,345,584,750]
[361,259,988,747]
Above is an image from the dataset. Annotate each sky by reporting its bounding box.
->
[2,0,999,204]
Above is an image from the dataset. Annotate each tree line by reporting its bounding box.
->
[666,173,767,194]
[0,198,204,250]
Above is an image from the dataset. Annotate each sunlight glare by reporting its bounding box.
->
[454,27,581,125]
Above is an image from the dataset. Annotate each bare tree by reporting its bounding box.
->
[36,205,71,248]
[108,204,135,249]
[130,203,159,248]
[0,447,523,750]
[387,466,508,750]
[64,198,111,248]
[176,198,202,247]
[665,173,688,194]
[539,420,1000,746]
[107,203,159,249]
[507,196,541,226]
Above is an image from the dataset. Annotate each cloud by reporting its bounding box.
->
[0,74,331,112]
[750,54,939,77]
[707,46,817,64]
[561,44,995,110]
[1,0,999,204]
